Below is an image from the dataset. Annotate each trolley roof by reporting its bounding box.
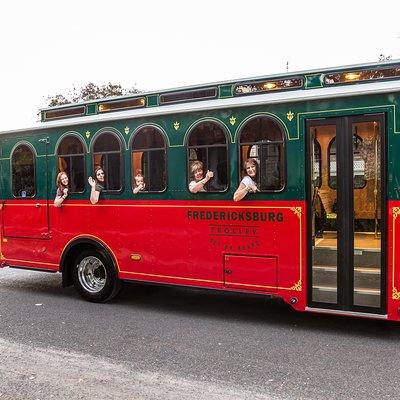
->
[3,59,400,135]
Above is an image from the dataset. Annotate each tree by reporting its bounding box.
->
[46,82,141,107]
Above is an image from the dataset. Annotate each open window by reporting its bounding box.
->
[238,116,285,191]
[187,121,228,192]
[131,126,167,192]
[56,134,85,193]
[12,143,36,198]
[92,132,123,192]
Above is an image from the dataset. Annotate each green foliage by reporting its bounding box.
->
[46,82,141,107]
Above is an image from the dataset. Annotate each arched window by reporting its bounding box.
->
[131,126,167,192]
[329,135,366,189]
[187,121,228,192]
[12,144,35,198]
[313,138,322,188]
[328,137,337,189]
[353,134,366,189]
[238,116,285,191]
[92,132,123,191]
[56,135,85,193]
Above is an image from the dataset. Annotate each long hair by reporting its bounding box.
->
[243,158,259,180]
[56,171,68,190]
[94,166,105,183]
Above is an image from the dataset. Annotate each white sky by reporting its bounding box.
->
[1,0,399,131]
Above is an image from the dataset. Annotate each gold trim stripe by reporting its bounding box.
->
[120,271,297,291]
[392,207,400,299]
[5,258,58,267]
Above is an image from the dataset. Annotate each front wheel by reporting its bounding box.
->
[72,249,121,302]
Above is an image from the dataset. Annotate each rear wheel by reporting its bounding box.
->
[72,249,121,302]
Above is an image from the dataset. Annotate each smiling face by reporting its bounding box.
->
[193,167,204,182]
[96,169,105,183]
[60,173,69,187]
[245,161,257,178]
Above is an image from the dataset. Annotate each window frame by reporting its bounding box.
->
[186,120,230,194]
[11,142,36,199]
[237,115,286,193]
[131,125,168,194]
[159,87,218,105]
[56,134,86,194]
[92,131,124,193]
[328,134,366,190]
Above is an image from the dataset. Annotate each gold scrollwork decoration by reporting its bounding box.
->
[286,111,294,121]
[124,126,130,135]
[393,207,400,219]
[173,121,180,131]
[229,116,236,126]
[85,131,91,139]
[393,287,400,300]
[290,280,302,291]
[290,207,302,218]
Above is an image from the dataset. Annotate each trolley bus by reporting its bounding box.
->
[1,59,400,321]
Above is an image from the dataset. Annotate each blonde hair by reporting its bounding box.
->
[189,160,204,180]
[134,169,144,187]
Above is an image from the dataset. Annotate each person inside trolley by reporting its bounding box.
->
[54,171,69,207]
[188,160,214,193]
[133,170,146,194]
[233,157,259,201]
[88,166,105,204]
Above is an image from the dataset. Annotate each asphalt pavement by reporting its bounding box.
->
[0,268,399,399]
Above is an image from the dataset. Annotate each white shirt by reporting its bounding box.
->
[241,175,256,188]
[189,180,206,192]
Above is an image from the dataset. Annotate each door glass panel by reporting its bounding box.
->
[311,125,338,304]
[352,121,381,308]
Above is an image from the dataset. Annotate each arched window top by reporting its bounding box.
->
[57,135,84,155]
[239,116,284,144]
[132,126,166,150]
[93,132,121,152]
[188,121,228,147]
[12,143,35,158]
[328,134,363,152]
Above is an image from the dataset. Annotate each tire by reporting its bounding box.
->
[72,248,122,302]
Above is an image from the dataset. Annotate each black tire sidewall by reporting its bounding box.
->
[72,249,118,302]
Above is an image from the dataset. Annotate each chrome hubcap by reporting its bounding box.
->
[77,256,106,293]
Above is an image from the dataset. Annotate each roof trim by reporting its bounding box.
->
[3,79,400,135]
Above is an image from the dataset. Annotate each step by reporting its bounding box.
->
[312,265,381,289]
[313,247,381,267]
[312,285,381,308]
[312,285,337,304]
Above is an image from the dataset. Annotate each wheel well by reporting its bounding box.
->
[61,239,115,287]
